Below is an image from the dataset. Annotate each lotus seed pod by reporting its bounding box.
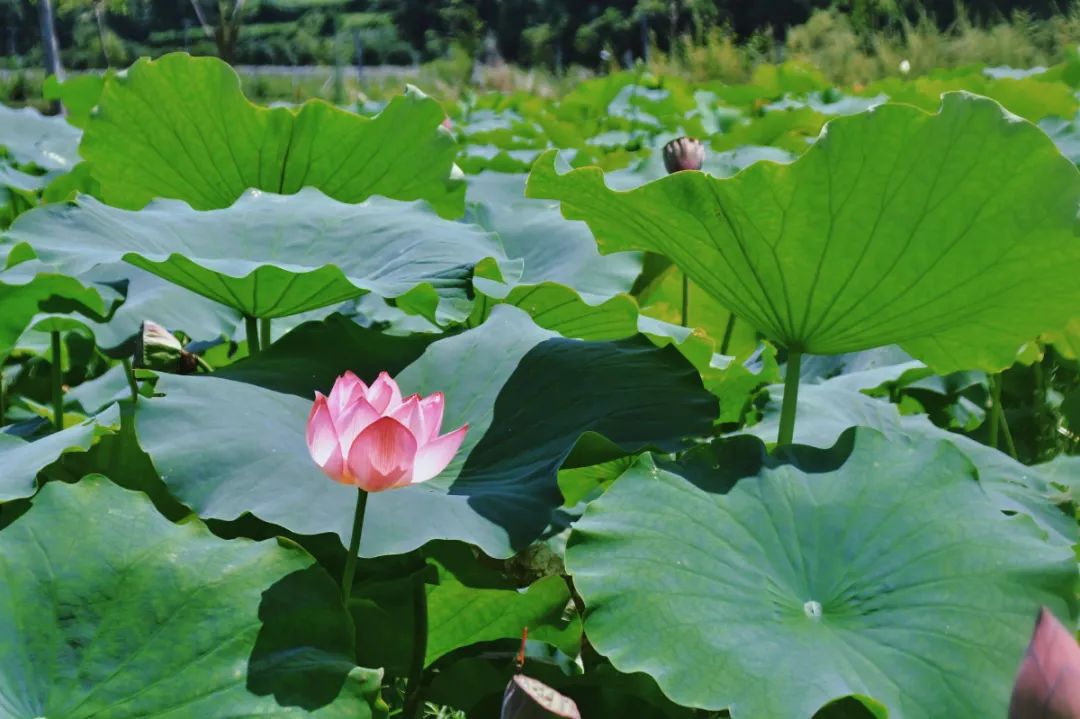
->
[662,136,705,174]
[501,675,581,719]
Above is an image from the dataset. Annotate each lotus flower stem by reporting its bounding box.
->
[989,375,1017,458]
[121,357,139,405]
[402,564,429,719]
[50,331,64,432]
[244,315,261,356]
[777,350,802,446]
[260,317,272,348]
[341,487,369,605]
[720,314,737,356]
[1001,413,1018,459]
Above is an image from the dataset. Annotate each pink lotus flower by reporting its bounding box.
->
[1009,607,1080,719]
[306,371,468,492]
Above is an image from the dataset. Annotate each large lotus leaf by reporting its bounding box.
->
[6,189,505,321]
[468,283,775,426]
[1039,455,1080,500]
[743,380,1077,544]
[464,173,640,302]
[0,405,118,501]
[859,71,1078,122]
[470,279,640,342]
[80,53,463,216]
[0,268,113,362]
[0,476,384,717]
[134,306,717,558]
[527,93,1080,373]
[0,104,81,172]
[565,429,1079,718]
[23,264,244,356]
[78,264,243,352]
[64,365,130,415]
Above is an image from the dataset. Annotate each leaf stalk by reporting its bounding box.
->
[777,349,802,446]
[245,315,261,356]
[50,331,64,433]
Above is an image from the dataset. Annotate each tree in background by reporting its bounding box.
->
[2,0,1078,72]
[188,0,251,63]
[36,0,63,80]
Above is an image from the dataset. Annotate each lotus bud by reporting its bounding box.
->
[662,137,705,174]
[501,675,581,719]
[1008,607,1080,718]
[134,320,199,375]
[306,371,468,492]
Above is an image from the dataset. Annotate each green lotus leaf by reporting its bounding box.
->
[859,70,1078,122]
[0,476,384,717]
[565,429,1078,718]
[77,264,243,352]
[5,189,505,321]
[1043,317,1080,359]
[0,163,49,193]
[470,279,640,341]
[0,268,114,362]
[0,103,81,172]
[632,264,759,360]
[43,72,106,129]
[0,405,118,501]
[80,53,463,217]
[425,544,581,666]
[465,173,640,302]
[133,306,717,558]
[1038,454,1080,499]
[527,93,1080,373]
[744,378,1076,543]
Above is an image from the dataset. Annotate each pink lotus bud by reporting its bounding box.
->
[1009,607,1080,719]
[662,136,705,174]
[305,371,468,492]
[134,320,200,374]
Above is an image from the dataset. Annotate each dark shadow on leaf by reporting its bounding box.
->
[661,434,769,494]
[450,336,717,550]
[770,426,857,474]
[0,496,31,531]
[247,565,357,710]
[43,403,191,522]
[812,695,882,719]
[218,313,435,398]
[667,428,857,495]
